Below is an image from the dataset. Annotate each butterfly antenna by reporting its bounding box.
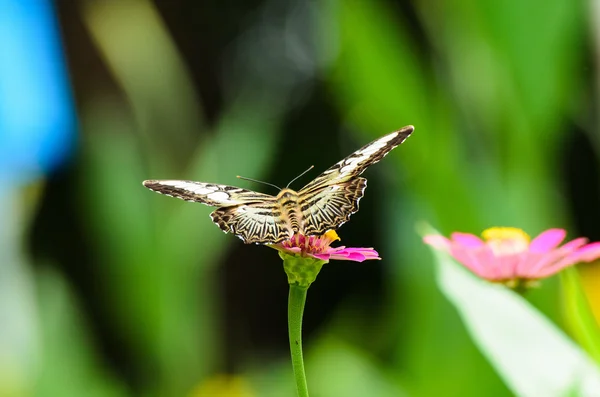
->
[236,175,282,191]
[286,165,315,188]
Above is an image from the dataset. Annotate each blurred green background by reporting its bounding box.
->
[3,0,600,395]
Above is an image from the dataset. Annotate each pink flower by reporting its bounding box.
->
[424,227,600,286]
[271,231,380,263]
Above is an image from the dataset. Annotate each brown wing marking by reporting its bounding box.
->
[299,126,413,193]
[299,177,367,236]
[142,180,274,206]
[210,202,292,244]
[143,179,288,244]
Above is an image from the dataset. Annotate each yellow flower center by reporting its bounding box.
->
[481,227,530,256]
[323,230,341,243]
[280,230,341,255]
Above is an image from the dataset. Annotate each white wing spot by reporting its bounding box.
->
[339,164,357,174]
[383,132,399,141]
[373,132,398,145]
[160,180,216,195]
[359,146,382,156]
[359,142,386,155]
[340,155,366,173]
[357,133,397,156]
[192,187,215,194]
[183,184,215,194]
[207,191,230,202]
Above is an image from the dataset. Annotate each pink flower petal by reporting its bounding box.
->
[494,253,524,280]
[521,249,572,277]
[424,228,600,283]
[529,229,566,253]
[514,251,545,278]
[343,247,378,255]
[423,235,451,250]
[318,247,381,262]
[569,242,600,263]
[534,260,578,278]
[312,253,331,261]
[561,237,589,252]
[534,251,586,278]
[341,252,367,261]
[525,238,592,277]
[470,248,501,279]
[449,245,496,278]
[450,233,485,248]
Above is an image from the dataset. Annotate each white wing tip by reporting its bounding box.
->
[143,179,177,188]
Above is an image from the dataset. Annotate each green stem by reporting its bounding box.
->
[288,284,309,397]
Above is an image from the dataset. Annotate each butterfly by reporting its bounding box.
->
[143,125,414,244]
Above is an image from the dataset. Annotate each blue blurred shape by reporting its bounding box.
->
[0,0,76,186]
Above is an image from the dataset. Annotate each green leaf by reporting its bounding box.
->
[84,0,204,163]
[426,232,600,396]
[35,267,128,397]
[561,268,600,364]
[307,338,408,397]
[250,337,408,397]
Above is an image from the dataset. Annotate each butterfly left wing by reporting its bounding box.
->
[143,180,292,244]
[143,180,275,206]
[299,126,413,194]
[210,202,293,244]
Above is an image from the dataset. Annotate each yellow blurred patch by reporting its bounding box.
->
[579,261,600,327]
[189,374,255,397]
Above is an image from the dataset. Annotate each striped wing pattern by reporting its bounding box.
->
[142,180,288,243]
[296,126,413,234]
[143,126,413,244]
[142,180,274,205]
[210,203,291,244]
[299,177,367,236]
[299,126,413,193]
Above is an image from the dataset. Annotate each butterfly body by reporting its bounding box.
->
[277,188,302,234]
[143,126,414,244]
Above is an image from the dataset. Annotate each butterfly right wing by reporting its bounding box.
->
[296,126,413,235]
[299,126,413,193]
[143,180,291,244]
[299,177,367,236]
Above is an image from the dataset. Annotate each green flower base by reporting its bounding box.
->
[280,252,326,288]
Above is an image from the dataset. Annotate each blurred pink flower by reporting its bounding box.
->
[272,230,380,263]
[424,227,600,286]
